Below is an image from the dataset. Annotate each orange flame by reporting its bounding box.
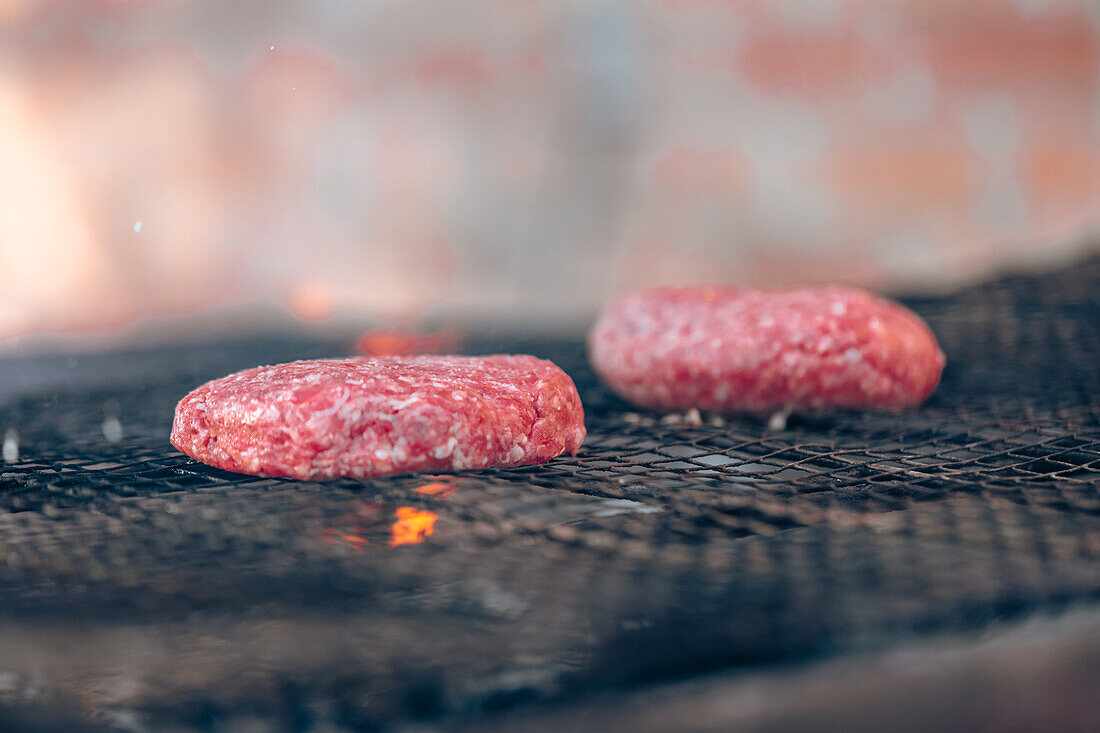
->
[389,506,438,547]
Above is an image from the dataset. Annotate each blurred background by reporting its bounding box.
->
[1,0,1098,340]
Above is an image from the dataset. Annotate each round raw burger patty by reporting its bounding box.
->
[589,286,945,413]
[171,355,586,479]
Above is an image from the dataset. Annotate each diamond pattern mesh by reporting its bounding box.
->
[0,256,1097,730]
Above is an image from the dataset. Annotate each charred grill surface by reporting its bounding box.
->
[0,256,1098,731]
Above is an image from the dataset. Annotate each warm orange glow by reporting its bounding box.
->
[413,481,459,498]
[389,506,438,547]
[0,78,116,336]
[5,2,1098,343]
[324,499,442,550]
[323,528,368,549]
[359,331,412,356]
[356,328,464,356]
[701,286,717,302]
[0,0,35,27]
[289,280,334,320]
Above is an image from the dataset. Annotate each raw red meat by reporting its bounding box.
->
[588,286,944,413]
[171,355,585,479]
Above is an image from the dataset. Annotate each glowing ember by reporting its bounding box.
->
[358,331,405,355]
[323,529,368,549]
[322,500,383,549]
[413,481,459,498]
[323,501,440,550]
[389,507,438,547]
[356,328,463,357]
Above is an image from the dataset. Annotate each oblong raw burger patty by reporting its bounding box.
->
[171,355,586,479]
[589,286,945,413]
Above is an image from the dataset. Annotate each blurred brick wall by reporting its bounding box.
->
[0,0,1098,336]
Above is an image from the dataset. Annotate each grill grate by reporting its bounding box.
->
[0,256,1098,731]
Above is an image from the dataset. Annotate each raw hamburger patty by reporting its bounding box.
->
[589,286,944,413]
[171,355,586,479]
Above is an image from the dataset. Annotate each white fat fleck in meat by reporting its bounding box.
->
[431,436,459,459]
[386,395,424,411]
[313,389,351,417]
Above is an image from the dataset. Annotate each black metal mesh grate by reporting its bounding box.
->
[0,256,1097,731]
